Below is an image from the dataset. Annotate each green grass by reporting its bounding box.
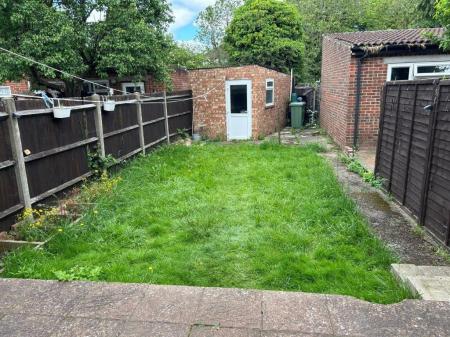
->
[2,142,412,303]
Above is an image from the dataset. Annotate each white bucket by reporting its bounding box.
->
[53,107,71,119]
[103,100,116,112]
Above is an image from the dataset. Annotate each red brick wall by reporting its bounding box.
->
[189,65,290,140]
[2,80,29,94]
[146,69,191,93]
[320,36,353,149]
[321,36,389,149]
[347,57,387,148]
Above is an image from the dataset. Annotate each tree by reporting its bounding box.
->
[290,0,427,82]
[223,0,304,73]
[168,43,208,69]
[0,0,173,95]
[195,0,243,65]
[434,0,450,48]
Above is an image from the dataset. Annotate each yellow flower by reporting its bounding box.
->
[57,228,63,232]
[148,266,154,272]
[93,210,98,214]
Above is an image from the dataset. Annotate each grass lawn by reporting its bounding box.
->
[2,142,411,303]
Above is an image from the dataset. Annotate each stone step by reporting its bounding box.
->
[392,263,450,301]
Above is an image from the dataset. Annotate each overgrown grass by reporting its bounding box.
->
[2,142,411,303]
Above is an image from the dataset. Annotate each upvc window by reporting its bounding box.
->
[121,82,145,94]
[84,79,110,95]
[414,62,450,77]
[265,79,274,106]
[386,64,413,81]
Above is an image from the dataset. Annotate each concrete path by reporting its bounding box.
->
[1,278,449,337]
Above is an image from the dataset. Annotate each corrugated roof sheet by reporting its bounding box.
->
[327,28,444,47]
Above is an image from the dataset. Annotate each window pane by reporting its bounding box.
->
[230,85,247,114]
[417,64,450,74]
[390,67,410,81]
[266,89,273,104]
[266,81,274,88]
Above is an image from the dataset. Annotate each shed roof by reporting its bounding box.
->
[327,28,444,47]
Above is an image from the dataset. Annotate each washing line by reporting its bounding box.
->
[0,46,220,103]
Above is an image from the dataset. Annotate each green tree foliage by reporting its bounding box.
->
[195,0,243,65]
[168,43,208,69]
[434,0,450,48]
[224,0,304,73]
[290,0,427,82]
[0,0,173,95]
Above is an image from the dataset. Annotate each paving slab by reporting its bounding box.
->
[51,317,123,337]
[120,322,189,337]
[67,282,144,320]
[1,279,450,337]
[194,287,262,329]
[0,313,63,337]
[131,284,203,324]
[262,291,333,335]
[392,264,450,301]
[189,325,260,337]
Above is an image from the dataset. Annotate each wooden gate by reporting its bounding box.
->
[375,79,450,246]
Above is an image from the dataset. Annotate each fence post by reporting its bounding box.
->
[163,91,170,144]
[92,94,105,157]
[135,92,145,154]
[419,81,441,226]
[3,97,32,212]
[387,84,402,192]
[374,85,387,175]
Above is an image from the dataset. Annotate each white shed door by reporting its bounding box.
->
[226,80,252,140]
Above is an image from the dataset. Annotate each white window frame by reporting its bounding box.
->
[386,63,414,81]
[413,61,450,77]
[265,79,274,107]
[121,81,145,94]
[85,79,110,95]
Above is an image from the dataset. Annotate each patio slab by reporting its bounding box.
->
[0,279,449,337]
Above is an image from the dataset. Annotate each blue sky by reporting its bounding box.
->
[169,0,215,41]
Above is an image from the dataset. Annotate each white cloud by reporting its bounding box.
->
[170,5,196,32]
[169,0,216,33]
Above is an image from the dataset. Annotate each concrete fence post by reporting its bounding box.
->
[3,97,32,213]
[92,94,105,157]
[135,92,145,154]
[163,91,170,144]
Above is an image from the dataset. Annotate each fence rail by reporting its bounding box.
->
[0,91,193,231]
[375,79,450,247]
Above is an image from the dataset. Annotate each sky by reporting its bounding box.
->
[169,0,215,41]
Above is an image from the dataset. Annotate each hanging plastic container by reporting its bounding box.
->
[103,98,116,112]
[53,100,71,119]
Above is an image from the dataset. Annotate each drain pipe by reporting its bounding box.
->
[353,50,369,150]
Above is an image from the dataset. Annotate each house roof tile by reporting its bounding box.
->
[327,28,444,47]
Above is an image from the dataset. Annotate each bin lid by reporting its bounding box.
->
[290,102,305,106]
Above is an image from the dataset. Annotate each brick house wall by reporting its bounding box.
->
[2,80,30,94]
[347,57,387,148]
[320,36,353,148]
[321,37,390,149]
[189,65,291,140]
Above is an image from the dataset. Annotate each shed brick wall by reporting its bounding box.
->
[189,65,290,140]
[320,36,353,148]
[145,69,191,93]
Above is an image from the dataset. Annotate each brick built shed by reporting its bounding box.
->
[189,65,291,140]
[320,28,449,150]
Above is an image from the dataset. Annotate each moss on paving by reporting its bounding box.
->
[2,142,412,303]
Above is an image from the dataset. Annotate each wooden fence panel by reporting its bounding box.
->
[376,79,450,246]
[0,91,193,231]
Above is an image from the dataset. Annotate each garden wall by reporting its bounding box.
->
[0,91,192,231]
